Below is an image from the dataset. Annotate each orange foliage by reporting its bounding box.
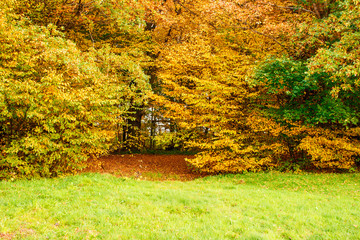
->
[143,0,314,172]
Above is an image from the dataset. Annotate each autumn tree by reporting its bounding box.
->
[2,0,357,178]
[0,1,151,179]
[251,0,360,170]
[11,0,154,151]
[141,0,316,172]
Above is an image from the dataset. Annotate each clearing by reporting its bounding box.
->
[84,154,208,181]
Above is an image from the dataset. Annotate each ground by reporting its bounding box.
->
[84,154,209,181]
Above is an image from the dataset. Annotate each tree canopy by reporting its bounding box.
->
[1,0,359,179]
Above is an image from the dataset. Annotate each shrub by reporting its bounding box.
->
[0,12,137,179]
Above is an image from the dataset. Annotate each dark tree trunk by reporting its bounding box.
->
[122,106,145,151]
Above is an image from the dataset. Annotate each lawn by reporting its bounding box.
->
[0,172,359,239]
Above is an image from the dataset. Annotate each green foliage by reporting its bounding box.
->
[251,0,360,171]
[252,57,359,126]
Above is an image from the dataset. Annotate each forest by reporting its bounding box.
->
[1,0,360,179]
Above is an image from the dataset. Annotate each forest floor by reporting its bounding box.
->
[83,154,209,181]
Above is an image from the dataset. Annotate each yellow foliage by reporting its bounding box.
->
[299,130,360,170]
[145,0,316,173]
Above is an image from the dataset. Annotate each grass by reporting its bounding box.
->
[0,172,359,239]
[141,171,181,181]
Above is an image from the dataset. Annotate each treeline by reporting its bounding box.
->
[1,0,359,179]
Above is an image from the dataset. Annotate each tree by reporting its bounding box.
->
[12,0,154,151]
[251,0,360,170]
[0,2,150,179]
[142,0,313,172]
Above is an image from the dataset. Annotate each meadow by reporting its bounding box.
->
[0,172,359,239]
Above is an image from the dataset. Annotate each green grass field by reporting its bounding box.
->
[1,172,359,239]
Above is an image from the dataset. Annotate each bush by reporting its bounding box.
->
[0,13,134,179]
